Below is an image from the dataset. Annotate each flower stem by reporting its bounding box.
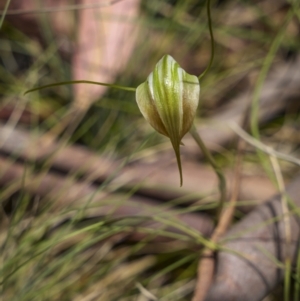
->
[189,124,226,220]
[198,0,215,80]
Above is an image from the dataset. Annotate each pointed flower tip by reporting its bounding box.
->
[173,143,183,187]
[180,173,183,187]
[136,54,200,186]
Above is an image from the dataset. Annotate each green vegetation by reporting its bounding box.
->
[0,0,300,300]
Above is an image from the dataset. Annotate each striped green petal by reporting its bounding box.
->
[136,55,200,186]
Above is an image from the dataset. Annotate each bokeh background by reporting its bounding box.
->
[0,0,300,300]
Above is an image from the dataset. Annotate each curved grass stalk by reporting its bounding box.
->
[198,0,214,80]
[24,80,136,95]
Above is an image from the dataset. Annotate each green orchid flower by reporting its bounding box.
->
[136,55,200,186]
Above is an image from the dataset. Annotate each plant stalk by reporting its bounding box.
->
[189,124,226,220]
[198,0,214,80]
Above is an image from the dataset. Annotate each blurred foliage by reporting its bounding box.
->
[0,0,300,300]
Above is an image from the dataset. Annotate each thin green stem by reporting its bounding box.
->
[189,124,226,219]
[198,0,215,80]
[24,80,136,95]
